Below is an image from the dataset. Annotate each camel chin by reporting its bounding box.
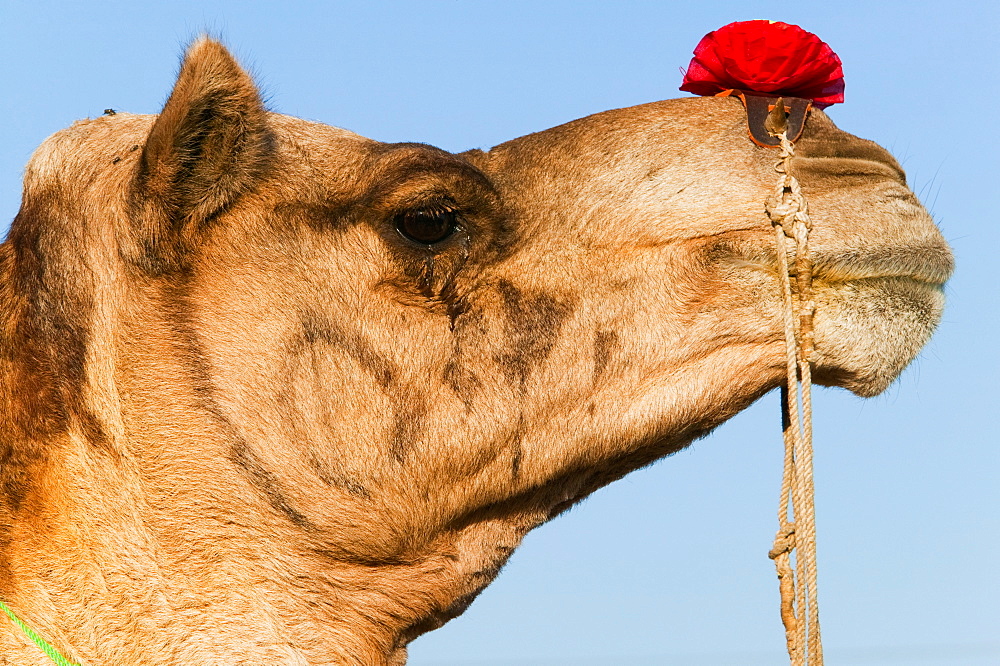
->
[813,276,946,397]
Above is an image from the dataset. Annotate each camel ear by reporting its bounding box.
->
[136,37,273,265]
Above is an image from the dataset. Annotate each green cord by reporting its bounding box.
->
[0,599,80,666]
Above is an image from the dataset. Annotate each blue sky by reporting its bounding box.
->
[1,1,997,664]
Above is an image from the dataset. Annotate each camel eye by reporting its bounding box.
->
[395,208,457,245]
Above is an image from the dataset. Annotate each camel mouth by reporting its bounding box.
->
[717,236,954,288]
[811,244,954,286]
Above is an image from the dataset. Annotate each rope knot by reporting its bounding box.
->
[769,524,797,560]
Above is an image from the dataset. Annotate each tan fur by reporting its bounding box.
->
[0,39,952,665]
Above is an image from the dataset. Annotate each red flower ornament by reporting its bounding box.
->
[680,20,844,109]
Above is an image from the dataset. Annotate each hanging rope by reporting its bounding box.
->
[0,600,80,666]
[765,117,824,665]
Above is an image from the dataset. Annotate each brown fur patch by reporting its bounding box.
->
[301,314,399,390]
[592,329,619,380]
[0,193,114,510]
[229,438,314,529]
[493,279,575,388]
[305,452,371,499]
[389,403,428,464]
[299,313,428,464]
[442,357,481,407]
[510,446,523,479]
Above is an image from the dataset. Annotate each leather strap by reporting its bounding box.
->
[716,90,813,147]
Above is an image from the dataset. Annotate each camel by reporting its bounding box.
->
[0,38,951,665]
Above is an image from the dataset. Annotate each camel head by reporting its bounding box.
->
[0,39,951,665]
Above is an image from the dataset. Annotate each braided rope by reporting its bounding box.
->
[0,599,80,666]
[766,130,824,665]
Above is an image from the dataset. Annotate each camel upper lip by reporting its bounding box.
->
[810,244,954,285]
